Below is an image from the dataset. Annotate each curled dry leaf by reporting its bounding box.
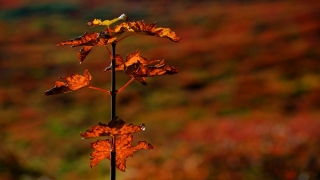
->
[57,32,119,62]
[125,50,179,85]
[80,117,145,138]
[125,62,178,85]
[104,49,178,85]
[125,61,178,85]
[125,49,161,67]
[78,46,92,63]
[103,54,125,72]
[90,134,153,171]
[45,69,92,96]
[57,31,119,47]
[113,20,182,42]
[57,15,180,63]
[104,49,160,72]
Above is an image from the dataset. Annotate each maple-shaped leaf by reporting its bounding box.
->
[87,13,128,27]
[80,117,145,138]
[112,21,181,42]
[104,54,125,72]
[58,31,118,47]
[90,134,153,171]
[45,69,92,96]
[125,61,178,85]
[104,49,161,72]
[123,50,178,85]
[104,50,178,85]
[125,49,162,67]
[57,32,120,62]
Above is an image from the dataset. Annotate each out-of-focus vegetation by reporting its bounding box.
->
[0,0,320,179]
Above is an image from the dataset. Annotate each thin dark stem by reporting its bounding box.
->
[110,42,117,180]
[111,43,117,119]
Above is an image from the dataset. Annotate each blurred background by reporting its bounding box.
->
[0,0,320,179]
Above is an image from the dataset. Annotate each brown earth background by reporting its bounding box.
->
[0,0,320,179]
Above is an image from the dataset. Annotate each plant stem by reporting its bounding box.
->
[117,77,135,94]
[110,41,117,180]
[88,86,111,95]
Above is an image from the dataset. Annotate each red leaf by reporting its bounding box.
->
[89,134,153,171]
[113,21,182,42]
[45,69,92,95]
[80,117,145,138]
[124,50,179,85]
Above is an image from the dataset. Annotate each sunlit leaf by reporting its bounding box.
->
[87,13,128,27]
[57,31,120,62]
[80,117,145,138]
[104,49,160,72]
[45,69,92,95]
[125,61,178,85]
[125,49,162,67]
[104,54,125,72]
[89,134,153,171]
[124,50,178,85]
[57,31,118,47]
[113,21,182,42]
[104,50,178,85]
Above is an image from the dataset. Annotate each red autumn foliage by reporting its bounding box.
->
[45,69,92,95]
[57,18,181,63]
[112,20,182,42]
[105,49,178,85]
[89,134,153,171]
[80,117,145,138]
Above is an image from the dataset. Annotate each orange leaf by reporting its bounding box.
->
[80,117,145,138]
[90,134,153,171]
[45,69,92,95]
[124,50,178,85]
[57,31,119,47]
[57,32,119,62]
[104,54,125,72]
[113,21,182,42]
[125,61,178,85]
[104,50,178,85]
[125,49,162,67]
[77,46,92,63]
[104,49,160,72]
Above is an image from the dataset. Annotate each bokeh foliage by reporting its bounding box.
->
[0,0,320,179]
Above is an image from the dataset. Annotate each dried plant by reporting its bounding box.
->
[45,13,180,179]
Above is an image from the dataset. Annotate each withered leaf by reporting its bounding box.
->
[125,49,161,67]
[90,134,153,171]
[80,117,145,138]
[57,32,119,62]
[58,31,119,47]
[104,54,125,72]
[104,49,160,72]
[78,46,92,63]
[112,21,181,42]
[125,61,178,85]
[124,50,179,85]
[104,50,178,85]
[45,69,92,96]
